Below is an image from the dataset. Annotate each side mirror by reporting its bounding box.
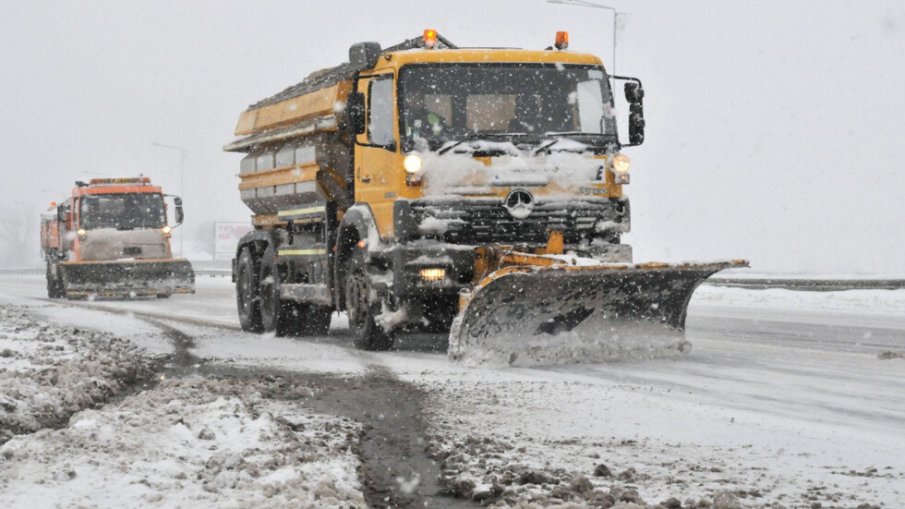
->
[57,205,66,222]
[349,42,382,71]
[348,91,366,135]
[614,76,646,146]
[624,82,644,103]
[173,196,184,225]
[628,103,645,145]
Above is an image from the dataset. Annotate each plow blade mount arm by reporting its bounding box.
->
[448,260,746,367]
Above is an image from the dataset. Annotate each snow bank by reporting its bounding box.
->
[692,285,905,318]
[0,377,365,508]
[0,305,158,444]
[419,371,900,508]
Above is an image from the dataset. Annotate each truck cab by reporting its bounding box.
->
[42,177,194,299]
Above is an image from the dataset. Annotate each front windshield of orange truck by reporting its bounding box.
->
[397,63,617,152]
[79,193,166,230]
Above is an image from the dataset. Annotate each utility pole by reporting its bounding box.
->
[151,142,187,257]
[546,0,627,80]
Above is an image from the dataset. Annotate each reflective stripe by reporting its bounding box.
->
[278,205,325,218]
[277,248,327,256]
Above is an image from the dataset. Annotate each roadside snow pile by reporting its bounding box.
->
[429,432,736,508]
[691,286,905,318]
[0,376,365,508]
[0,304,157,444]
[419,375,894,509]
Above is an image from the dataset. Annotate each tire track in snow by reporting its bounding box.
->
[46,303,474,508]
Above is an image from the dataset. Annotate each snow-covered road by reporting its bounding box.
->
[1,273,903,508]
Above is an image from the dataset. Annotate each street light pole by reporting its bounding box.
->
[151,141,187,257]
[546,0,623,79]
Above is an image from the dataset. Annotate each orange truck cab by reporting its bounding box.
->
[40,177,195,299]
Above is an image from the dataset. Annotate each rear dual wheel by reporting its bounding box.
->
[237,245,331,336]
[236,247,264,332]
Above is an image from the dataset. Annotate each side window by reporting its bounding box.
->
[59,200,72,225]
[368,77,395,148]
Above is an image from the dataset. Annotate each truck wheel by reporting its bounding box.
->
[344,249,393,351]
[258,245,294,336]
[45,262,63,299]
[236,247,264,332]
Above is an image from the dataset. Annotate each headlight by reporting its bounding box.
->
[613,154,631,172]
[403,154,423,174]
[419,267,446,282]
[162,226,172,235]
[77,228,87,239]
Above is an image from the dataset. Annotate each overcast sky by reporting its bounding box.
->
[1,0,903,273]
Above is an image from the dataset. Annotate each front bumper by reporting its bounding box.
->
[384,243,476,299]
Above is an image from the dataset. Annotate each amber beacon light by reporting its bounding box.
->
[423,29,438,49]
[555,31,569,50]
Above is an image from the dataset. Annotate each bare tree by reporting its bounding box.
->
[0,203,42,267]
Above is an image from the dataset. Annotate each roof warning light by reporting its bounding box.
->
[423,29,438,49]
[555,31,569,50]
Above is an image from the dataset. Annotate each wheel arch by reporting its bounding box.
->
[235,229,277,261]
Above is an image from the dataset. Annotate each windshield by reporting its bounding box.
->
[79,193,166,230]
[398,63,616,151]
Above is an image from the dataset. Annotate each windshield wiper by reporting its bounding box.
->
[437,132,527,155]
[438,138,471,155]
[543,131,606,137]
[542,131,618,144]
[530,139,559,155]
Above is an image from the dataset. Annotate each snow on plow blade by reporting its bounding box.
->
[448,260,747,367]
[60,259,195,298]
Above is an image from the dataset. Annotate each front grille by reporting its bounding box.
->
[409,198,627,244]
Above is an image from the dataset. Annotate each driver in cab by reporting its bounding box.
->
[403,93,448,141]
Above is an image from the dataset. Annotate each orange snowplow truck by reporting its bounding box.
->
[40,177,195,299]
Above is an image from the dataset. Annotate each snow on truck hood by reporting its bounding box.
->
[416,148,608,197]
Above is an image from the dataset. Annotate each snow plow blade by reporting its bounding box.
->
[449,260,747,366]
[60,258,195,298]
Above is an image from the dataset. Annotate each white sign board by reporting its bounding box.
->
[214,222,252,261]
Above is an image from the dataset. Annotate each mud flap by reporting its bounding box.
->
[60,259,196,298]
[448,261,746,367]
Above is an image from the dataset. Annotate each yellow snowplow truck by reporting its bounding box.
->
[226,31,746,365]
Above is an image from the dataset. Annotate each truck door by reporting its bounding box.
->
[59,199,74,255]
[354,73,399,239]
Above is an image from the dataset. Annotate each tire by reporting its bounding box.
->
[236,247,264,332]
[344,249,393,350]
[258,245,295,336]
[156,294,171,299]
[46,261,63,299]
